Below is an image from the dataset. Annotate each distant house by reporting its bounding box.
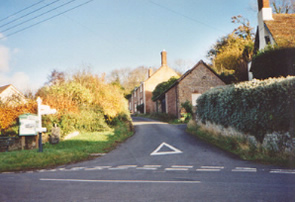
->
[154,60,225,118]
[0,84,26,105]
[249,0,295,79]
[129,50,179,114]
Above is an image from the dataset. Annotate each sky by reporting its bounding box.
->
[0,0,259,93]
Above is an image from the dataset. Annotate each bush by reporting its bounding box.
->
[196,76,295,143]
[0,100,37,136]
[136,104,144,114]
[251,47,295,79]
[181,101,193,121]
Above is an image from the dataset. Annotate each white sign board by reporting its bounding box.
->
[19,115,38,136]
[40,104,57,115]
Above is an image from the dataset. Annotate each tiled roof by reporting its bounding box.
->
[265,14,295,47]
[0,84,11,94]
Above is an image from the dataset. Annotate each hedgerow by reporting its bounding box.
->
[36,70,130,136]
[251,47,295,79]
[0,101,37,135]
[196,76,295,143]
[1,70,130,138]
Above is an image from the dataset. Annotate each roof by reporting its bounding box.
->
[154,60,224,100]
[0,84,12,94]
[265,14,295,47]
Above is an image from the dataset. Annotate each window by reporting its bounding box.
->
[265,36,271,45]
[191,94,202,106]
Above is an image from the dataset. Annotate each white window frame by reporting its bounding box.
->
[191,93,202,106]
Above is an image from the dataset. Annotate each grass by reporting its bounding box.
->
[0,122,133,172]
[186,120,295,168]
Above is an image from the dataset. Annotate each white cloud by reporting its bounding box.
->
[0,45,10,72]
[0,72,33,93]
[0,33,6,40]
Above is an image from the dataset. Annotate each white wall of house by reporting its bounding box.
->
[258,6,274,50]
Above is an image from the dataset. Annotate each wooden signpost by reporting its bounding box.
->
[36,97,57,152]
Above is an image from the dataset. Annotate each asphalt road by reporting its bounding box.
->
[1,117,295,202]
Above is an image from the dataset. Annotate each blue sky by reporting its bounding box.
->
[0,0,258,92]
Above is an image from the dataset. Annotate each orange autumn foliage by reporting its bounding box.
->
[0,101,37,131]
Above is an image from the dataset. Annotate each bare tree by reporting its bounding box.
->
[271,0,295,13]
[107,66,156,93]
[46,69,66,86]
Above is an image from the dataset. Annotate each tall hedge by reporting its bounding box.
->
[251,48,295,79]
[196,77,295,142]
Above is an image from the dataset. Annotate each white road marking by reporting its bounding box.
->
[89,153,106,157]
[165,168,189,171]
[171,165,193,169]
[40,178,201,184]
[136,167,158,170]
[84,166,111,171]
[232,167,257,172]
[150,142,182,156]
[201,166,224,169]
[270,169,295,174]
[196,168,221,172]
[108,167,128,170]
[143,165,162,168]
[69,167,85,171]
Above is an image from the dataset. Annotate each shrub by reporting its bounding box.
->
[196,76,295,143]
[181,101,193,121]
[251,47,295,79]
[136,104,144,114]
[0,100,37,136]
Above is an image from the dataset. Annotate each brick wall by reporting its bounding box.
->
[177,62,225,117]
[166,85,178,117]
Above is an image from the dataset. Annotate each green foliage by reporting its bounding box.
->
[208,15,254,82]
[181,101,193,114]
[136,104,144,114]
[196,76,295,143]
[36,70,130,136]
[181,101,193,121]
[152,77,179,101]
[251,47,295,79]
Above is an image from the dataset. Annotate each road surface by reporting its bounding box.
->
[1,117,295,201]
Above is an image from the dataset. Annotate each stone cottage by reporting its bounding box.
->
[155,60,225,118]
[249,0,295,79]
[129,50,179,114]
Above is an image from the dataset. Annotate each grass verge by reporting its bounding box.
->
[0,122,133,172]
[187,120,295,168]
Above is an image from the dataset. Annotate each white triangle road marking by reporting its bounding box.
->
[150,142,183,156]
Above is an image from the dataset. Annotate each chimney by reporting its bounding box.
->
[258,0,273,21]
[161,50,167,67]
[148,68,153,78]
[258,0,270,11]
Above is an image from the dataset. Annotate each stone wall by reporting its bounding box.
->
[175,62,225,118]
[166,85,178,116]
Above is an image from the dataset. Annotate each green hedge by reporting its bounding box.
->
[196,77,295,142]
[251,48,295,79]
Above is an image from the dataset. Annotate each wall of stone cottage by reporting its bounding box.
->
[166,85,178,117]
[176,63,225,118]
